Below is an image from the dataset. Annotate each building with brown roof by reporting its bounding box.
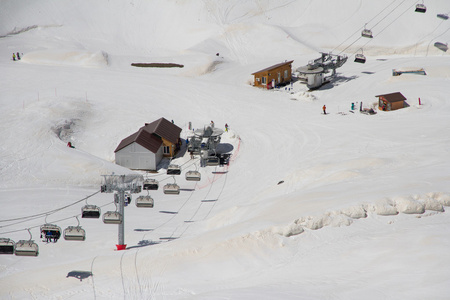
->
[252,60,293,89]
[376,92,407,111]
[114,118,181,170]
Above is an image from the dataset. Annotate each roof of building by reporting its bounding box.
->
[251,60,294,75]
[375,92,407,103]
[114,117,181,153]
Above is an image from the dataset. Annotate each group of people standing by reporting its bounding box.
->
[12,52,21,61]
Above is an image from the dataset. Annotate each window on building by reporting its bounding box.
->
[284,69,288,79]
[261,76,267,84]
[163,146,170,154]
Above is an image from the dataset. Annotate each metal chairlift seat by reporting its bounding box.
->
[63,226,86,241]
[0,238,15,255]
[185,170,201,181]
[206,156,220,166]
[15,240,39,256]
[136,195,154,208]
[434,42,448,52]
[82,205,101,218]
[40,224,62,242]
[415,4,426,13]
[163,183,180,195]
[167,164,181,175]
[354,53,366,63]
[437,14,449,20]
[102,211,123,224]
[143,179,159,190]
[361,29,373,38]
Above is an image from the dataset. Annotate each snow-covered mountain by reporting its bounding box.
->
[1,1,449,299]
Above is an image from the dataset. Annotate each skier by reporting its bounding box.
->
[12,53,16,61]
[225,123,228,132]
[323,105,327,114]
[16,52,20,60]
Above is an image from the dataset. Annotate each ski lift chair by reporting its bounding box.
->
[15,240,39,257]
[185,170,201,181]
[136,195,154,208]
[437,13,449,20]
[81,205,101,218]
[163,183,180,195]
[415,4,426,13]
[167,164,181,175]
[143,179,159,190]
[206,156,220,166]
[361,29,373,38]
[0,238,15,255]
[354,49,366,63]
[434,42,448,52]
[102,211,123,224]
[40,224,62,243]
[64,226,86,241]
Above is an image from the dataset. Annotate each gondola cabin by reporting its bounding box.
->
[354,53,366,63]
[167,164,181,175]
[136,196,154,208]
[415,4,426,13]
[185,170,201,181]
[361,29,373,38]
[437,13,449,20]
[64,226,86,241]
[82,205,101,218]
[143,179,159,190]
[0,238,15,255]
[103,211,123,224]
[163,183,180,195]
[40,224,61,242]
[434,42,448,52]
[15,240,39,257]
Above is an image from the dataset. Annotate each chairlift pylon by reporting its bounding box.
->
[0,238,15,255]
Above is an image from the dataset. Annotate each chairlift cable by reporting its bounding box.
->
[0,190,100,223]
[331,0,398,53]
[348,0,420,57]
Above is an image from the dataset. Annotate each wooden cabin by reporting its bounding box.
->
[376,92,407,111]
[114,118,181,170]
[252,60,293,89]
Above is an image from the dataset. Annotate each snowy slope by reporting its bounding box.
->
[1,0,450,299]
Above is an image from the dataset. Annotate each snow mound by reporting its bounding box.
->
[393,196,425,214]
[270,221,304,237]
[340,205,368,219]
[367,198,399,216]
[291,91,317,101]
[21,50,108,68]
[428,192,450,207]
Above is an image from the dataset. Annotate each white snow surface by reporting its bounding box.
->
[1,0,450,299]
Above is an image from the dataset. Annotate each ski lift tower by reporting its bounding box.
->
[188,124,224,167]
[101,174,143,250]
[297,52,347,90]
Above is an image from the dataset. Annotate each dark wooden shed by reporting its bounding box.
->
[252,60,293,89]
[376,92,407,111]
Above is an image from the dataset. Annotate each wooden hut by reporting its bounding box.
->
[375,92,407,111]
[252,60,293,89]
[114,118,181,170]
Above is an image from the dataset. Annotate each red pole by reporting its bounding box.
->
[418,97,421,105]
